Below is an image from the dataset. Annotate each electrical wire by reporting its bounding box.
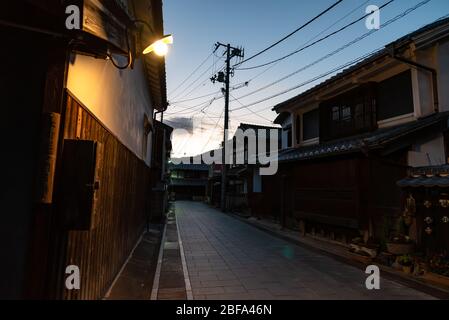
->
[170,91,224,104]
[169,80,248,109]
[234,0,345,68]
[170,1,370,106]
[230,93,274,123]
[243,0,371,82]
[230,0,433,114]
[165,96,220,115]
[231,50,380,112]
[200,109,225,153]
[168,52,214,96]
[232,0,430,104]
[237,0,394,71]
[171,61,226,101]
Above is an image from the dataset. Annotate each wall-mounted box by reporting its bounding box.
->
[59,139,102,230]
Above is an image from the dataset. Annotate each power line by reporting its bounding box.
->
[233,0,345,68]
[238,0,391,71]
[231,0,433,113]
[165,96,220,115]
[230,49,381,112]
[171,91,222,104]
[232,0,429,104]
[243,0,370,82]
[230,93,274,123]
[200,110,224,153]
[169,80,249,113]
[168,52,213,96]
[170,98,219,156]
[175,62,227,101]
[170,61,224,101]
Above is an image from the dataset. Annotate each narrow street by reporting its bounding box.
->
[174,201,435,300]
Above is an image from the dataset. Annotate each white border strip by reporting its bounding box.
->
[150,224,167,300]
[103,234,143,299]
[176,217,193,300]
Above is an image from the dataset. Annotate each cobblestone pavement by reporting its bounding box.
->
[176,201,436,300]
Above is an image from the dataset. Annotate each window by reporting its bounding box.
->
[377,70,414,121]
[341,106,351,121]
[319,83,377,141]
[303,109,319,141]
[332,107,340,121]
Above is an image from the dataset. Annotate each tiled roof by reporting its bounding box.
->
[397,164,449,188]
[168,163,209,171]
[170,178,208,187]
[238,123,281,131]
[397,176,449,188]
[274,112,290,125]
[278,112,449,163]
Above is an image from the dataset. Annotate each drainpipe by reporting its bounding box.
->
[388,46,439,113]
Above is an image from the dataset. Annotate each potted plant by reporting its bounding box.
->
[386,234,415,255]
[429,254,449,277]
[398,254,413,274]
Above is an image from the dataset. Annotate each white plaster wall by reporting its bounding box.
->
[415,49,435,117]
[67,54,154,166]
[408,135,446,167]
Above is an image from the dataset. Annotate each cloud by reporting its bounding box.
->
[164,117,194,133]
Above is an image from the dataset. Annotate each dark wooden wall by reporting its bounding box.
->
[0,27,49,299]
[255,153,406,241]
[50,93,150,299]
[291,158,359,219]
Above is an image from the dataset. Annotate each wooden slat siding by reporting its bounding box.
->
[58,93,150,299]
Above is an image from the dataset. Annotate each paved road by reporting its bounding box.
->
[176,201,435,300]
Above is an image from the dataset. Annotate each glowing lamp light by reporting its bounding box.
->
[143,35,174,56]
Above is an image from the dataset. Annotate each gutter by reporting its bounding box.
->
[154,104,168,123]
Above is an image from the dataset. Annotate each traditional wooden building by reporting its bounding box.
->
[168,163,209,201]
[1,0,170,299]
[204,123,281,213]
[227,123,281,214]
[265,18,449,250]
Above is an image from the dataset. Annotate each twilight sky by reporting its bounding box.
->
[163,0,449,158]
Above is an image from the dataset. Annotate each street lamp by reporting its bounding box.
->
[108,20,173,69]
[143,35,174,56]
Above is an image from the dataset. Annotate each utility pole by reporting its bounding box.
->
[211,42,244,212]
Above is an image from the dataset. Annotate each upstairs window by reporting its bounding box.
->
[303,109,319,141]
[377,70,414,121]
[341,106,351,121]
[319,83,377,142]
